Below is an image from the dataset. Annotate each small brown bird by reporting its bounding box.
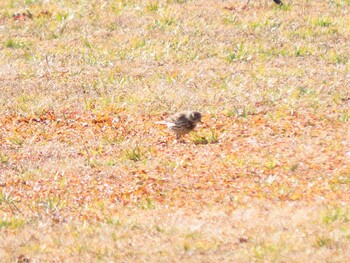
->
[156,111,202,140]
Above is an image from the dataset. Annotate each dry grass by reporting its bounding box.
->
[0,0,350,261]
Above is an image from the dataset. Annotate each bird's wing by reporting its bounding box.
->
[169,113,187,124]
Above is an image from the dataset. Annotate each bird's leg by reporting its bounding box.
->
[176,134,186,143]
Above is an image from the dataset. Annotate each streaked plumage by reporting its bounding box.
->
[156,111,202,140]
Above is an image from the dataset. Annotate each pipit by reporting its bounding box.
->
[156,111,202,140]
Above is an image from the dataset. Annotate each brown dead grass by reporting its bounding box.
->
[1,203,349,262]
[0,0,350,261]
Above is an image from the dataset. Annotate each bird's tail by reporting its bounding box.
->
[155,121,168,125]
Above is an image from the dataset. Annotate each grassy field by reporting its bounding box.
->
[1,0,350,261]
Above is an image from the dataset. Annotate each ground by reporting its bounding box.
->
[0,0,349,261]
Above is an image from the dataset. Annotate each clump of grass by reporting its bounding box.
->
[295,46,310,57]
[226,43,252,62]
[338,111,349,122]
[147,2,159,12]
[106,217,121,226]
[56,12,68,21]
[222,15,238,25]
[209,132,219,144]
[145,197,155,210]
[124,146,143,161]
[193,131,219,145]
[0,217,26,229]
[183,242,191,252]
[277,3,292,11]
[322,207,349,224]
[25,0,38,4]
[38,197,66,212]
[289,163,299,172]
[193,136,208,145]
[167,0,188,3]
[87,158,103,168]
[315,236,332,248]
[327,52,348,64]
[161,16,177,26]
[265,159,276,170]
[0,189,22,215]
[185,231,202,239]
[227,105,255,118]
[5,39,31,49]
[137,197,156,210]
[102,134,121,144]
[0,152,9,164]
[83,38,92,48]
[313,17,332,27]
[8,136,24,146]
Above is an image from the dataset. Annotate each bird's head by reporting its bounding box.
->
[189,111,202,123]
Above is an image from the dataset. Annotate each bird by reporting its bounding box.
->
[156,111,203,141]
